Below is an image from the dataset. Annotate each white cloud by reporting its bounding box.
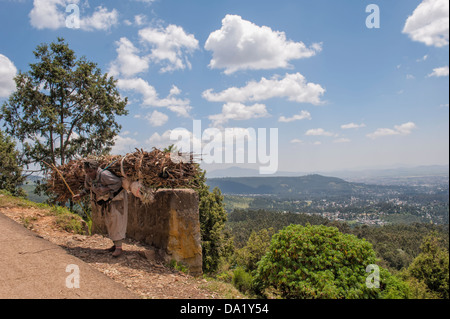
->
[341,122,366,129]
[146,110,169,127]
[416,54,429,62]
[203,73,325,105]
[205,14,322,74]
[148,130,172,146]
[147,128,202,152]
[367,122,417,139]
[80,6,119,31]
[279,110,311,123]
[208,102,269,127]
[117,78,192,117]
[427,65,449,77]
[147,127,258,156]
[395,122,417,135]
[134,14,147,26]
[305,128,335,137]
[29,0,71,30]
[0,54,17,98]
[139,24,199,73]
[112,135,139,154]
[109,37,150,78]
[109,37,151,78]
[290,139,303,144]
[124,14,148,27]
[402,0,449,47]
[29,0,118,31]
[133,0,155,4]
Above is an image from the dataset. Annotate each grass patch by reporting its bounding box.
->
[55,213,86,234]
[200,276,248,299]
[0,189,88,235]
[168,259,190,274]
[20,215,38,230]
[223,196,254,211]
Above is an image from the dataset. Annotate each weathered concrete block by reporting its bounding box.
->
[91,189,202,275]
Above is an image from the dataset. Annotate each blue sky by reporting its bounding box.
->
[0,0,448,174]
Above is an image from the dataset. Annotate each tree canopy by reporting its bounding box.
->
[0,38,128,172]
[253,224,409,299]
[0,130,25,196]
[407,233,449,299]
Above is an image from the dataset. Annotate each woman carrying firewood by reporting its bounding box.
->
[73,159,128,258]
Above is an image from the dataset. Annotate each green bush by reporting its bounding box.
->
[216,270,233,283]
[407,233,449,299]
[232,267,254,294]
[0,130,26,197]
[378,267,410,299]
[253,224,407,299]
[235,228,274,272]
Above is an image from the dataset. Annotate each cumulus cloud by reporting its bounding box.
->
[427,65,449,77]
[367,122,417,139]
[205,14,322,74]
[208,102,269,127]
[139,24,199,73]
[305,128,336,137]
[29,0,118,31]
[279,110,311,123]
[147,130,173,147]
[146,110,169,127]
[29,0,70,30]
[203,73,325,105]
[0,54,17,98]
[109,37,150,78]
[416,54,429,62]
[133,0,155,4]
[147,127,258,155]
[402,0,449,47]
[341,122,366,129]
[117,78,192,117]
[80,6,119,31]
[134,14,147,26]
[111,135,139,154]
[147,128,202,152]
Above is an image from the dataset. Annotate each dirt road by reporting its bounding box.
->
[0,212,137,299]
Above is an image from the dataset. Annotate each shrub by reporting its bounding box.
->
[232,267,254,294]
[407,233,449,299]
[253,224,406,299]
[235,228,275,272]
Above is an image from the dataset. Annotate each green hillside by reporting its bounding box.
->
[206,174,380,198]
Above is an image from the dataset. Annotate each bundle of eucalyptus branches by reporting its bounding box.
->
[46,148,200,203]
